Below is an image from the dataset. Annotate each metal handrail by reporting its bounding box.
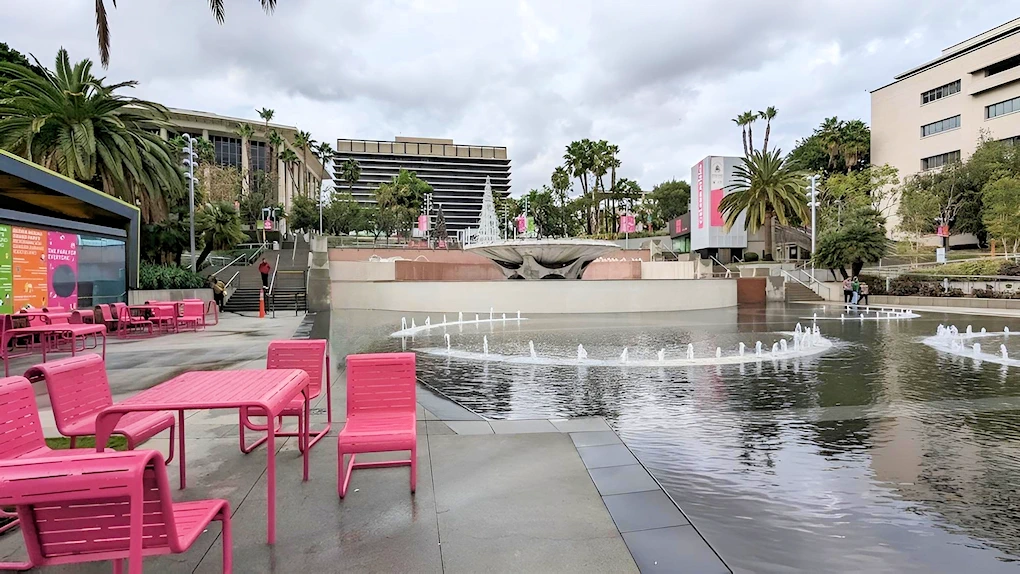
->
[210,253,247,277]
[782,269,833,300]
[268,253,281,295]
[709,255,732,278]
[223,270,241,288]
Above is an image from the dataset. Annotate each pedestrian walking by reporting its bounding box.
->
[843,277,852,303]
[211,277,226,310]
[259,258,271,289]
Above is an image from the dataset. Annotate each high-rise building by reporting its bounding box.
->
[333,137,511,232]
[871,18,1020,233]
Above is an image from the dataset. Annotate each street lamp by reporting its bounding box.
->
[181,135,198,272]
[807,174,820,273]
[423,193,433,245]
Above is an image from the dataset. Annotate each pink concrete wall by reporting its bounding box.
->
[582,260,641,280]
[393,261,505,281]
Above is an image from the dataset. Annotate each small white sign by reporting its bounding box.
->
[936,247,947,264]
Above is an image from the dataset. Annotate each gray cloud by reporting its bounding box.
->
[1,0,1016,195]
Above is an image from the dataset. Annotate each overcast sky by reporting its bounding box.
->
[2,1,1017,195]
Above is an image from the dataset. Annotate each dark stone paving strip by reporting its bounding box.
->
[569,429,733,574]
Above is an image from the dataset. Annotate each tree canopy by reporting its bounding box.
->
[373,169,431,240]
[814,207,889,278]
[789,117,871,175]
[646,180,690,227]
[981,177,1020,255]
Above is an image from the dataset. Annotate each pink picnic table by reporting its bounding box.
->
[128,303,178,332]
[2,323,107,376]
[94,369,311,544]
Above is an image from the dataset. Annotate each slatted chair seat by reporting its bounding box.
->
[0,450,231,573]
[337,352,417,498]
[240,340,331,454]
[24,354,176,461]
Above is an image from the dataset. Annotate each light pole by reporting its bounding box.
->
[807,174,820,274]
[181,135,198,272]
[423,193,433,245]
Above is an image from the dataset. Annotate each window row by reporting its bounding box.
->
[921,80,961,104]
[987,95,1020,119]
[921,115,960,137]
[921,150,961,171]
[211,136,241,168]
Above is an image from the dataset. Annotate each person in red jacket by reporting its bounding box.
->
[259,258,271,289]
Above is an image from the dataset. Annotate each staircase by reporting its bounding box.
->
[222,238,310,313]
[785,282,824,302]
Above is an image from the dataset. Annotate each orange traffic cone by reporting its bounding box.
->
[259,288,266,318]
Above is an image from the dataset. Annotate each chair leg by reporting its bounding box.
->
[410,444,417,494]
[69,436,76,449]
[113,559,124,574]
[165,423,176,464]
[219,508,232,574]
[338,452,356,498]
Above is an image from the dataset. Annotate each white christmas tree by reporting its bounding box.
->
[475,176,501,244]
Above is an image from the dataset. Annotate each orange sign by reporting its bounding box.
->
[12,226,47,310]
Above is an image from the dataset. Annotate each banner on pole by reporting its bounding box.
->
[620,215,636,233]
[418,215,428,232]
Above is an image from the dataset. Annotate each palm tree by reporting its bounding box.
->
[278,147,299,207]
[316,141,334,178]
[267,130,284,202]
[339,158,361,196]
[235,122,255,195]
[840,120,870,172]
[732,114,751,156]
[758,107,778,153]
[194,201,248,268]
[0,48,183,223]
[564,140,595,232]
[818,117,844,171]
[718,149,809,260]
[293,130,314,197]
[743,110,758,153]
[94,1,278,68]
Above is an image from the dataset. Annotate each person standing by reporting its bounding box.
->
[259,258,271,289]
[211,277,226,310]
[851,276,861,306]
[860,281,870,306]
[842,277,852,304]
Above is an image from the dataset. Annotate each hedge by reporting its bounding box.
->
[139,262,207,290]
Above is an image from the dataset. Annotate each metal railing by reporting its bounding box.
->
[709,255,733,278]
[780,268,834,300]
[267,253,281,295]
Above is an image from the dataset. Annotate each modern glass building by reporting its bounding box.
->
[0,150,139,312]
[334,137,511,232]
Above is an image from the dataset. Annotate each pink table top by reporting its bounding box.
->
[5,324,106,336]
[109,369,309,415]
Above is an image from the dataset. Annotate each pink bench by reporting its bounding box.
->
[24,354,176,460]
[0,450,231,574]
[240,340,331,454]
[338,352,417,498]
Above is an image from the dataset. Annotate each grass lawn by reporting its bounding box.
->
[44,435,129,450]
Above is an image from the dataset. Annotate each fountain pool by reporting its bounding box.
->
[332,305,1020,573]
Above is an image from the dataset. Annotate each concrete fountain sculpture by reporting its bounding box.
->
[464,177,618,279]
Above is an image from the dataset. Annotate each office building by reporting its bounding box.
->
[872,18,1020,233]
[334,137,511,232]
[162,108,329,212]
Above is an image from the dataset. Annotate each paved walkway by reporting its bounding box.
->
[0,311,729,573]
[807,300,1020,318]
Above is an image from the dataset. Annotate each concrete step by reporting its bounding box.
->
[785,282,824,302]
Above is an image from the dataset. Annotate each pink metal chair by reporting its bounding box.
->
[239,340,331,454]
[95,304,119,331]
[337,352,417,498]
[24,355,176,461]
[0,450,231,574]
[115,304,153,338]
[0,375,114,570]
[1,314,33,361]
[178,301,206,331]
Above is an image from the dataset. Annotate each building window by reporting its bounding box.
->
[921,150,961,171]
[210,135,240,168]
[249,141,267,172]
[987,95,1020,119]
[921,115,961,137]
[987,53,1020,77]
[920,80,961,104]
[1002,135,1020,146]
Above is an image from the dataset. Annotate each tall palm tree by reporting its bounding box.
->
[0,48,183,222]
[818,117,844,170]
[235,122,255,195]
[743,110,757,153]
[195,201,247,268]
[292,130,314,197]
[339,158,361,196]
[316,141,334,178]
[758,106,778,153]
[718,149,809,260]
[732,114,751,156]
[278,147,299,207]
[267,130,284,202]
[94,1,278,68]
[840,119,870,172]
[563,140,595,234]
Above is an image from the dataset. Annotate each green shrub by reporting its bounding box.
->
[139,262,207,290]
[742,252,759,262]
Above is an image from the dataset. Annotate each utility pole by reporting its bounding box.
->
[807,174,820,276]
[424,192,433,246]
[181,135,198,272]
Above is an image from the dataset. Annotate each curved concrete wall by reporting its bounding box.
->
[332,279,737,314]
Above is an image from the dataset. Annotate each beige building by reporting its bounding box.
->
[335,137,510,232]
[872,18,1020,234]
[162,108,329,212]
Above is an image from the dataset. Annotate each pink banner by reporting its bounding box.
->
[710,189,724,227]
[418,215,428,232]
[517,215,526,233]
[620,215,636,233]
[47,232,78,309]
[696,161,705,229]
